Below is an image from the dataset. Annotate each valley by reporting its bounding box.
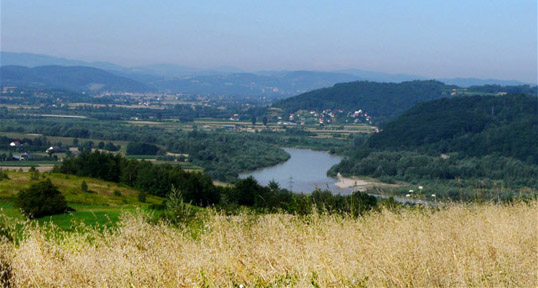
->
[1,39,537,287]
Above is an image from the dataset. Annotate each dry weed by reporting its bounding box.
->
[1,201,536,287]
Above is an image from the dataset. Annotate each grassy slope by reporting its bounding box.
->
[0,171,165,229]
[1,201,536,287]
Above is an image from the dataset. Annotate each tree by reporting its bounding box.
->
[233,176,265,206]
[262,116,268,126]
[15,179,69,218]
[97,141,105,149]
[126,142,159,155]
[104,142,119,151]
[161,186,194,225]
[268,179,280,193]
[251,116,257,126]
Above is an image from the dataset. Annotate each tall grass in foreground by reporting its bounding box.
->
[1,201,536,287]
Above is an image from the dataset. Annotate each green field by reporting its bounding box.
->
[0,131,130,147]
[0,202,153,229]
[0,161,58,166]
[0,171,165,229]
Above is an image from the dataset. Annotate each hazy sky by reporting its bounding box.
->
[1,0,537,82]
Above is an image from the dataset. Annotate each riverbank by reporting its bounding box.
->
[334,173,398,191]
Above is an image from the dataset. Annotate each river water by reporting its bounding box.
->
[239,148,353,194]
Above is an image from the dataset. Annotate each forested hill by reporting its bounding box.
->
[330,94,538,199]
[273,80,456,123]
[0,65,155,93]
[367,94,538,163]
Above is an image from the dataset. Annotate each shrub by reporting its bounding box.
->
[29,167,40,181]
[113,190,122,197]
[138,191,147,203]
[81,180,88,192]
[0,170,9,181]
[15,179,70,219]
[160,186,194,225]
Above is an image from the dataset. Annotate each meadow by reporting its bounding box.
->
[0,171,164,229]
[0,200,535,287]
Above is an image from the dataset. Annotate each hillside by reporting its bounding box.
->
[331,94,538,200]
[0,170,163,206]
[367,94,538,163]
[273,80,456,123]
[0,65,155,93]
[0,170,164,229]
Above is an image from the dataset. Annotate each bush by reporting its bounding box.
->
[138,191,147,203]
[15,179,71,219]
[113,189,122,196]
[81,180,88,192]
[29,167,40,180]
[160,186,194,225]
[0,170,9,181]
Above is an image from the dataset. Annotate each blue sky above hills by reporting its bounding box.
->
[1,0,536,83]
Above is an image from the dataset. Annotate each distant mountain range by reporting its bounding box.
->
[0,65,154,93]
[148,71,361,97]
[1,51,531,96]
[0,51,243,77]
[0,52,126,72]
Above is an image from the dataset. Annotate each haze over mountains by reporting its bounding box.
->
[0,65,155,93]
[1,51,530,97]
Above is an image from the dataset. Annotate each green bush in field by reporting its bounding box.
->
[15,179,70,219]
[81,180,88,192]
[29,166,40,180]
[0,170,9,181]
[160,186,193,226]
[138,191,147,203]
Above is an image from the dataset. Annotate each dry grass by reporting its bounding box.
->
[1,201,536,287]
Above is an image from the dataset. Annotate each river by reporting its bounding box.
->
[239,148,353,194]
[239,148,436,205]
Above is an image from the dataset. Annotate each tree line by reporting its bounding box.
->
[54,151,379,215]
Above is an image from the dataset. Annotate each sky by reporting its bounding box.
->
[1,0,537,82]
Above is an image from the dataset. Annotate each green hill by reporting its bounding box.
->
[0,171,164,229]
[274,80,456,123]
[0,171,162,205]
[331,94,538,200]
[367,94,538,163]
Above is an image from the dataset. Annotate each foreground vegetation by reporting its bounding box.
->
[0,201,535,287]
